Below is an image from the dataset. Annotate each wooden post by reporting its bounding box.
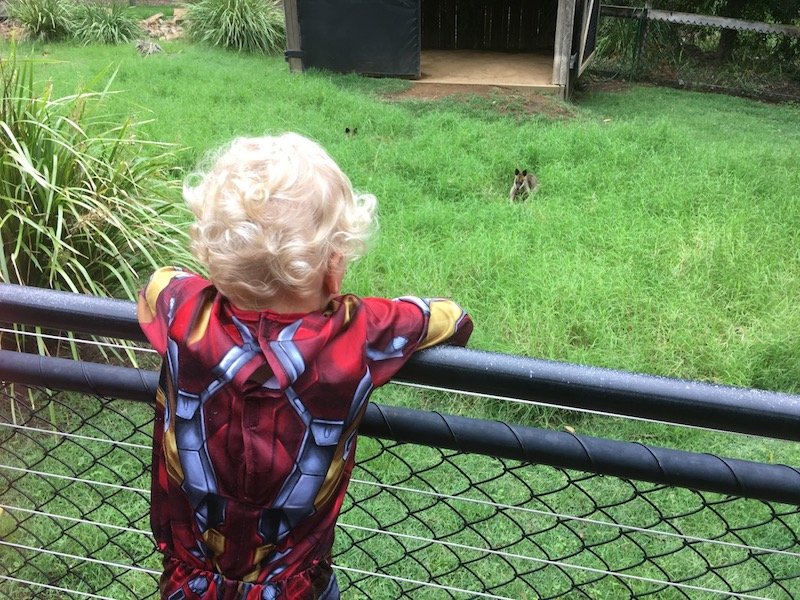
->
[632,1,652,78]
[283,0,303,73]
[552,0,577,97]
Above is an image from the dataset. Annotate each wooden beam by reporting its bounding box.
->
[576,0,597,77]
[552,0,577,90]
[283,0,303,73]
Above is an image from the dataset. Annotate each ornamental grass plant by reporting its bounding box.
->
[0,49,196,361]
[7,0,74,41]
[185,0,286,54]
[71,2,143,45]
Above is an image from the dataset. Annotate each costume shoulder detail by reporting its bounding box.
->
[137,267,199,354]
[139,267,190,319]
[416,298,472,350]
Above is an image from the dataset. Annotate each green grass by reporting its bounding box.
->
[15,41,798,395]
[125,4,175,20]
[5,38,799,432]
[1,39,799,598]
[2,39,798,440]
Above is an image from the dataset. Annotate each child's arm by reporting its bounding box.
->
[362,296,473,387]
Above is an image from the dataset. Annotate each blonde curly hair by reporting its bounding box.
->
[184,133,376,308]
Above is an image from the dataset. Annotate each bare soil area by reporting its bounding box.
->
[385,83,579,120]
[0,18,24,40]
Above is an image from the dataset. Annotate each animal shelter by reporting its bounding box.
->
[283,0,600,98]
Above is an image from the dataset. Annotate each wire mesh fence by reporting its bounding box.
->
[591,5,800,103]
[3,381,800,600]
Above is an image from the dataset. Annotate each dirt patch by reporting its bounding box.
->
[385,83,578,119]
[140,10,185,40]
[577,75,633,95]
[0,18,26,41]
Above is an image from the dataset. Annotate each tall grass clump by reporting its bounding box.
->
[0,51,193,303]
[7,0,74,41]
[71,2,143,45]
[185,0,286,54]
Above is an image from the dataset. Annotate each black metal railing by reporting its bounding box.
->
[3,283,799,441]
[1,283,799,599]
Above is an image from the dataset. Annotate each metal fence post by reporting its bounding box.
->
[632,1,652,78]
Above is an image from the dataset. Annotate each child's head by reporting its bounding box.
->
[184,133,376,309]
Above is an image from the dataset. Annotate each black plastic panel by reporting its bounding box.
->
[297,0,420,77]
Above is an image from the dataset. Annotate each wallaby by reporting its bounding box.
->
[509,168,539,201]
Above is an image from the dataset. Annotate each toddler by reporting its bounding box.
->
[138,133,473,599]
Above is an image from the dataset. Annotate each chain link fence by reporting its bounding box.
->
[590,5,800,103]
[3,377,800,599]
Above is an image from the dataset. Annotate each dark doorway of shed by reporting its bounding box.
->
[418,0,561,94]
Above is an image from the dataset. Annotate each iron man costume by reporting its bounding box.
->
[138,267,473,599]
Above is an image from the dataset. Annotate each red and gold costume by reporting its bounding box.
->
[138,267,473,600]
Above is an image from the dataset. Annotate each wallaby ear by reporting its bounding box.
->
[345,127,351,134]
[522,170,528,176]
[515,168,520,175]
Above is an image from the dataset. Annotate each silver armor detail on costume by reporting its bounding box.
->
[257,320,379,563]
[366,336,408,361]
[258,308,413,553]
[271,385,345,540]
[166,309,261,546]
[261,584,280,600]
[395,296,432,316]
[263,320,306,389]
[270,320,306,380]
[188,575,209,595]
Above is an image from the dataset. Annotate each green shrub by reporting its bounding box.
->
[7,0,74,41]
[185,0,286,54]
[0,50,194,302]
[71,2,143,45]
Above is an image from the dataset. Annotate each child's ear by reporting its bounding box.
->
[329,252,344,271]
[324,253,346,296]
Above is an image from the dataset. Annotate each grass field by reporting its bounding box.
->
[1,36,799,598]
[126,4,175,20]
[16,40,799,394]
[4,37,800,443]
